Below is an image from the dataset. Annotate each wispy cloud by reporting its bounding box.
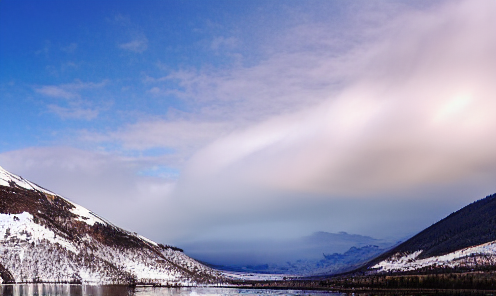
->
[119,35,148,53]
[82,119,231,168]
[211,36,238,51]
[47,104,99,120]
[36,85,78,99]
[36,79,108,98]
[35,40,51,56]
[35,79,109,120]
[61,42,78,53]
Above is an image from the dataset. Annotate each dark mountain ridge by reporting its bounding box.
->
[358,193,496,274]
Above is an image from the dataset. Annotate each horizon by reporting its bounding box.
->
[1,0,495,263]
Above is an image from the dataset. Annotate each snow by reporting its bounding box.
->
[0,212,78,254]
[0,165,57,196]
[0,212,222,284]
[0,165,108,228]
[221,271,295,281]
[372,240,496,272]
[0,211,196,284]
[0,178,8,187]
[138,234,159,246]
[69,202,106,227]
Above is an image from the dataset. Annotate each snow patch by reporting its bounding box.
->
[372,240,496,272]
[138,234,158,246]
[0,212,78,254]
[69,202,106,226]
[221,271,294,281]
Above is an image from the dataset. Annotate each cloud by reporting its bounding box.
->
[85,120,232,168]
[5,0,494,244]
[168,0,496,199]
[65,0,494,243]
[211,36,238,51]
[36,80,108,99]
[47,104,99,120]
[119,35,148,53]
[35,79,109,120]
[107,0,496,201]
[61,43,78,53]
[36,85,78,99]
[35,40,51,56]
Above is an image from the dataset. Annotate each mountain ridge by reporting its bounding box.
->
[358,193,496,274]
[0,165,224,285]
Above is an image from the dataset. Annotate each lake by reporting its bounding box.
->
[0,285,489,296]
[0,285,345,296]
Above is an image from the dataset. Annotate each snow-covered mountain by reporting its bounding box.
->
[364,194,496,274]
[211,245,391,276]
[183,231,398,276]
[0,165,224,285]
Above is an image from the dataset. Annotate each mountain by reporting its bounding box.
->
[362,194,496,274]
[214,245,390,276]
[185,232,397,276]
[0,165,224,285]
[183,231,391,265]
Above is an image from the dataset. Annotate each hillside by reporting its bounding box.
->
[0,165,224,285]
[363,194,496,274]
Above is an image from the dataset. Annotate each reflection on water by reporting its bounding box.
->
[135,287,344,296]
[0,285,132,296]
[0,285,343,296]
[1,285,488,296]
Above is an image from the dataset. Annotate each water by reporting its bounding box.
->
[0,285,346,296]
[0,285,490,296]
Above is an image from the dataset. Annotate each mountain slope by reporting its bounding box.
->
[363,194,496,274]
[0,165,223,285]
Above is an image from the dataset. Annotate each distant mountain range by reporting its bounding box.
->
[0,165,223,285]
[360,193,496,274]
[195,232,399,276]
[211,244,389,276]
[201,194,496,277]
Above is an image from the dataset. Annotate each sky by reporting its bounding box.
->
[1,0,495,253]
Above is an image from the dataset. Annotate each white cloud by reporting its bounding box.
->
[36,80,107,99]
[102,0,496,201]
[35,79,109,120]
[174,0,496,197]
[119,35,148,53]
[211,36,238,51]
[36,85,78,99]
[100,120,232,168]
[47,104,99,120]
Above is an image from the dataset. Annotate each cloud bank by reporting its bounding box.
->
[175,0,496,198]
[1,0,495,245]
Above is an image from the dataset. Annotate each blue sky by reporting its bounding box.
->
[1,0,495,251]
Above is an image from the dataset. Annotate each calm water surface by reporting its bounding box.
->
[0,285,488,296]
[0,285,344,296]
